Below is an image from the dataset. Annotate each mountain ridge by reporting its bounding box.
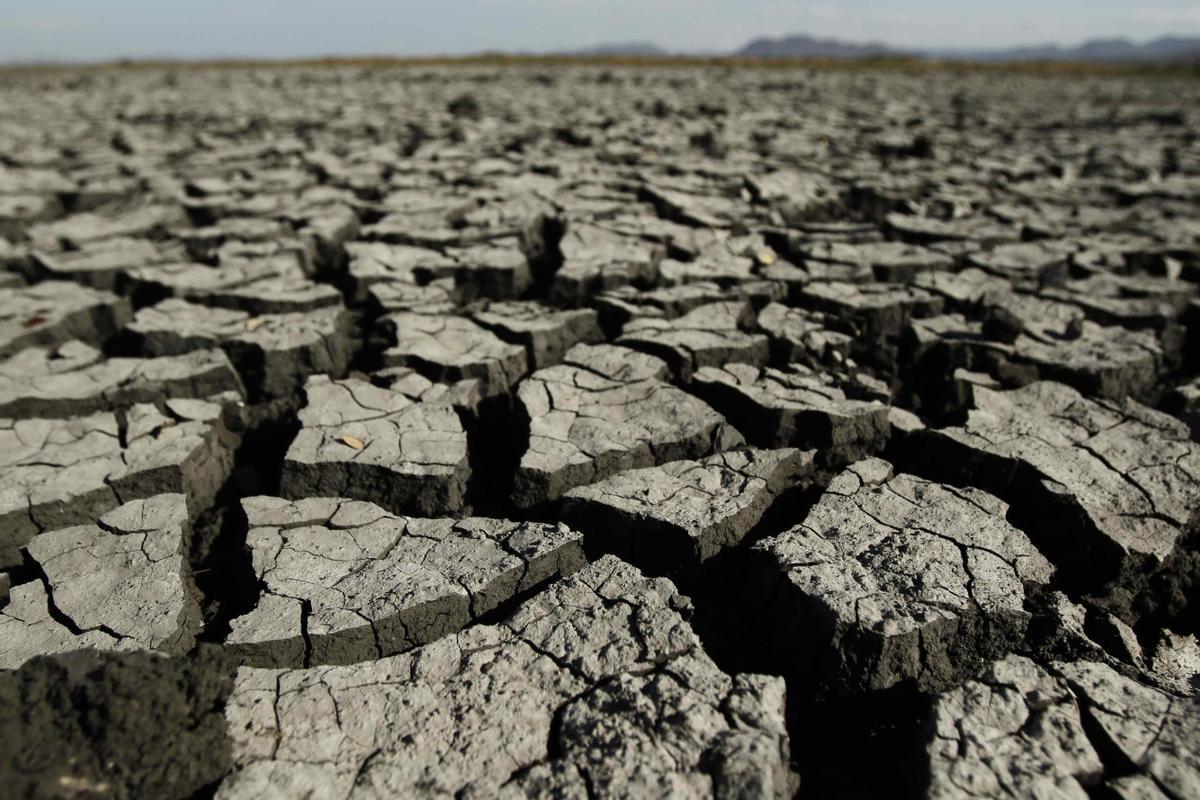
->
[921,35,1200,62]
[570,34,1200,63]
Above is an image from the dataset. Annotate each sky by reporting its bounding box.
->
[2,0,1199,62]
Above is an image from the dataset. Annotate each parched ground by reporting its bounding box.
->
[0,62,1199,799]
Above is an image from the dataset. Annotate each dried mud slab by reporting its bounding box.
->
[551,220,665,306]
[642,183,755,230]
[26,205,188,252]
[0,401,235,567]
[0,343,245,418]
[1149,631,1200,696]
[26,236,181,289]
[912,267,1012,311]
[176,218,294,263]
[368,279,460,315]
[1165,375,1200,441]
[344,241,457,305]
[966,240,1078,289]
[563,447,814,572]
[596,281,784,332]
[904,293,1166,409]
[658,251,758,287]
[0,194,62,242]
[224,495,586,666]
[375,365,488,421]
[886,213,1019,247]
[0,495,199,668]
[692,362,890,465]
[756,302,855,366]
[1057,661,1200,798]
[217,556,792,799]
[749,458,1053,693]
[125,259,343,315]
[618,300,769,382]
[798,240,955,282]
[469,300,603,370]
[438,240,533,300]
[914,381,1200,623]
[512,344,744,507]
[125,298,352,400]
[280,375,469,516]
[926,655,1103,799]
[1043,271,1195,339]
[926,655,1199,800]
[799,280,944,368]
[379,311,528,399]
[745,169,841,222]
[0,281,132,359]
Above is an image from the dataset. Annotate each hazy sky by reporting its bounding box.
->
[3,0,1199,62]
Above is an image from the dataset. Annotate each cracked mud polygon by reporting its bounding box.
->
[0,63,1198,799]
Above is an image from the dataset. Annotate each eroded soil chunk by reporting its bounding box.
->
[224,495,586,666]
[217,557,792,798]
[914,381,1200,623]
[749,458,1053,692]
[563,447,814,571]
[0,495,200,668]
[512,344,744,507]
[280,376,469,516]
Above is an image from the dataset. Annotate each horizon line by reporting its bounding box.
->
[1,53,1197,77]
[3,29,1199,68]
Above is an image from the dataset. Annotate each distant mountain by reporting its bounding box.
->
[730,33,1200,63]
[926,36,1200,62]
[553,34,1200,64]
[736,34,902,59]
[569,42,668,57]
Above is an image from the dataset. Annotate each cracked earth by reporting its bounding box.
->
[0,63,1198,799]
